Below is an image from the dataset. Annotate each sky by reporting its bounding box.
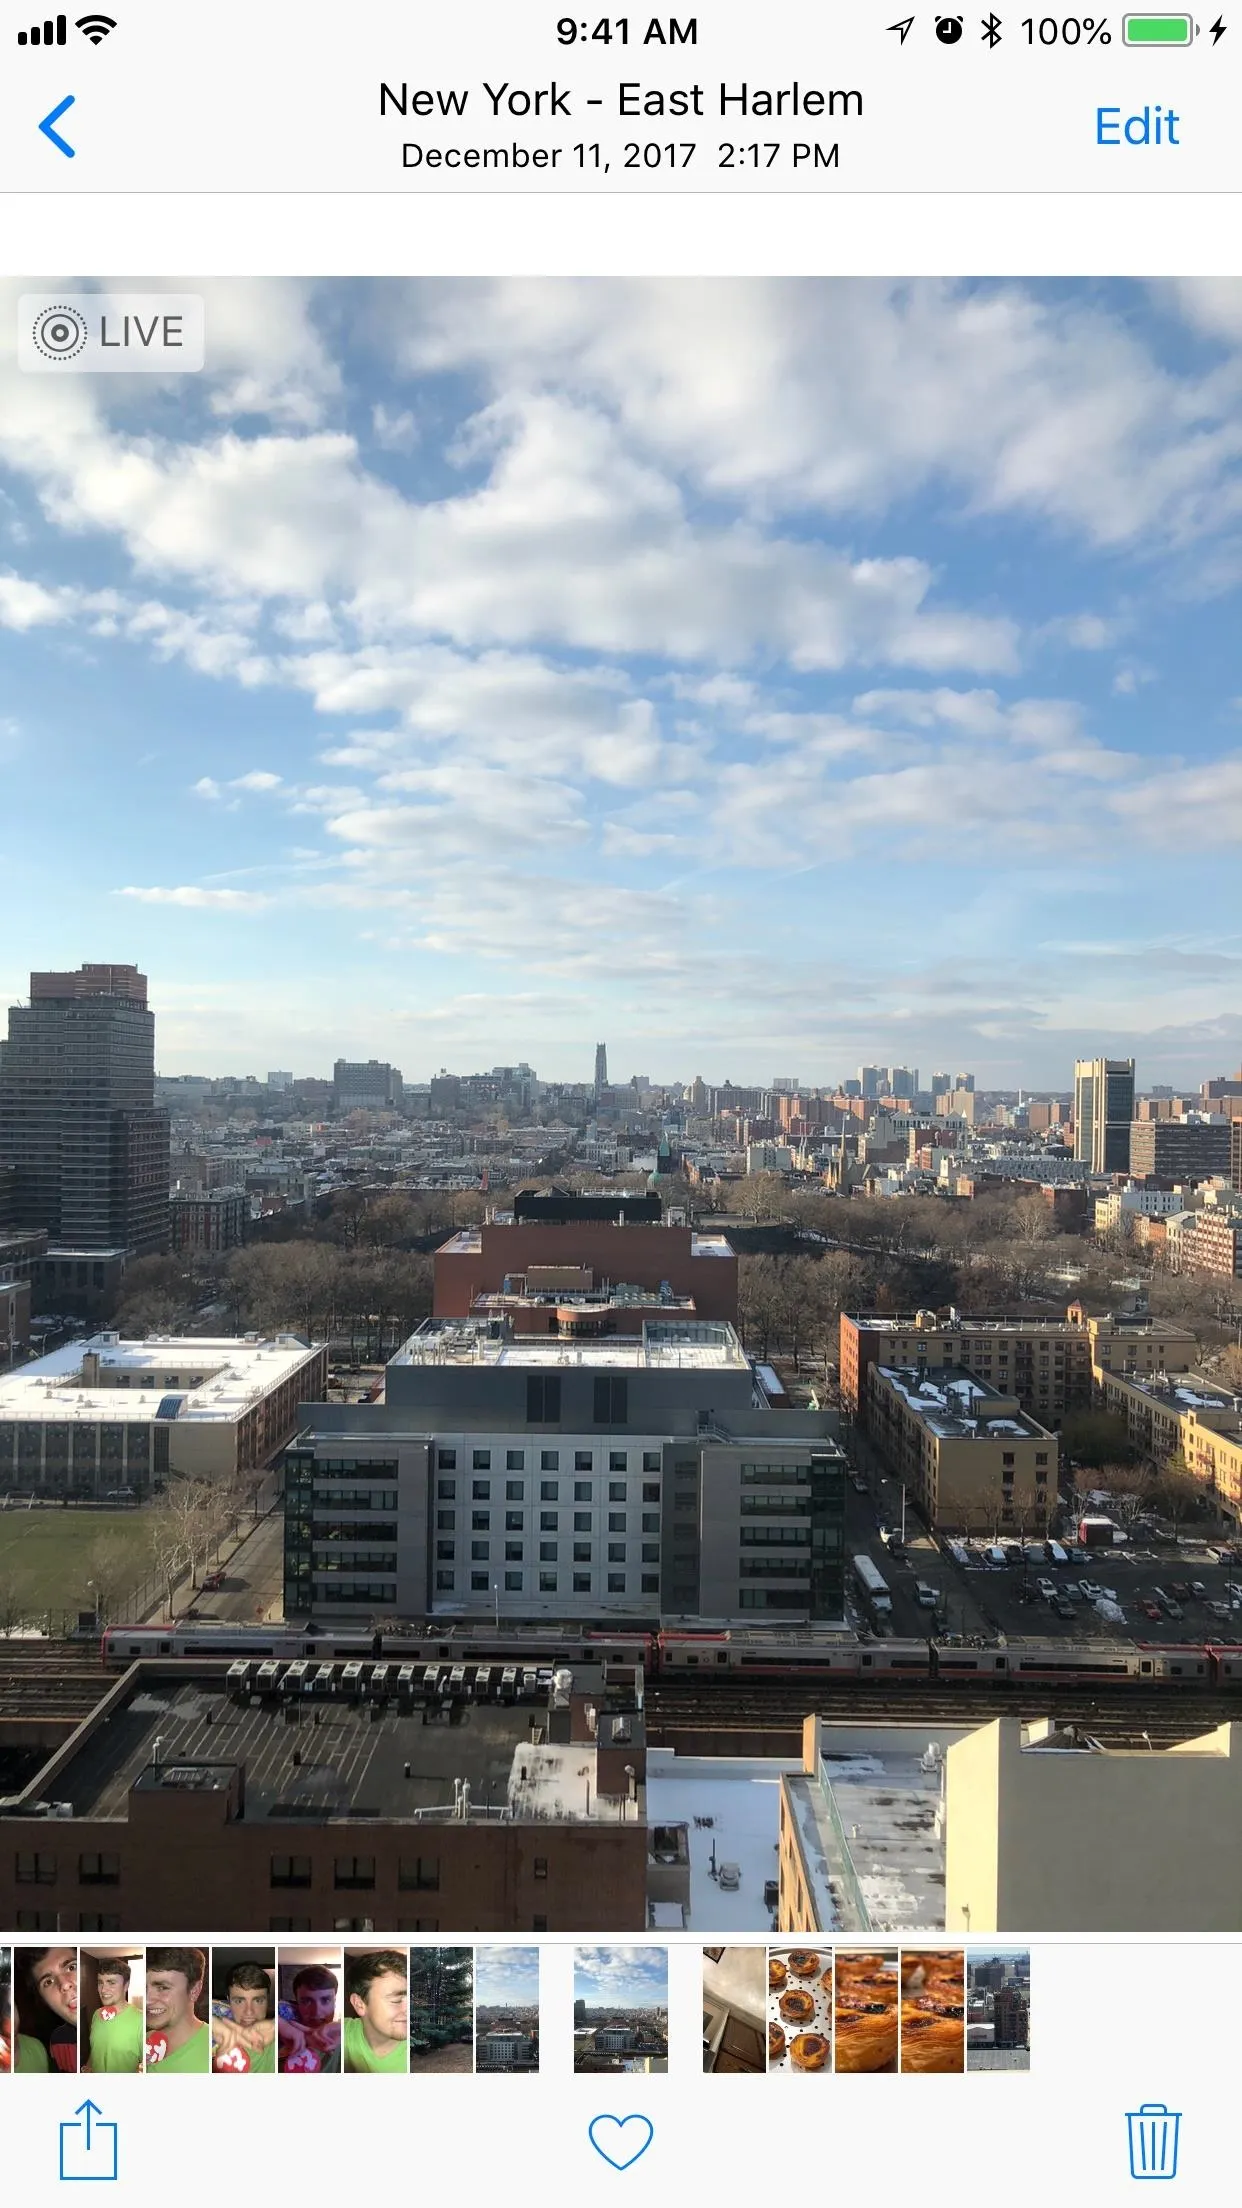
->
[2,276,1242,1089]
[475,1945,540,2004]
[574,1945,668,2009]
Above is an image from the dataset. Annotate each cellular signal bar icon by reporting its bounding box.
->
[18,13,68,42]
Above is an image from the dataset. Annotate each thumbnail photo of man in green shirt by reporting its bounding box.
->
[211,1956,277,2074]
[85,1955,144,2073]
[144,1947,211,2074]
[342,1950,409,2074]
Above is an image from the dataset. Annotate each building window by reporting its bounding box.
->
[472,1511,491,1531]
[527,1375,562,1423]
[398,1856,440,1891]
[608,1512,627,1533]
[642,1452,661,1474]
[539,1571,557,1593]
[534,1857,548,1879]
[506,1449,525,1471]
[471,1572,489,1591]
[505,1570,522,1591]
[608,1541,626,1563]
[436,1539,455,1560]
[473,1448,492,1471]
[437,1449,457,1470]
[437,1510,456,1531]
[1002,1452,1015,1467]
[574,1510,591,1533]
[533,1915,549,1932]
[574,1481,591,1503]
[472,1478,491,1500]
[642,1481,660,1502]
[334,1856,376,1890]
[505,1541,523,1562]
[270,1917,311,1932]
[540,1541,558,1562]
[437,1478,456,1500]
[607,1573,626,1593]
[271,1855,312,1888]
[538,1510,556,1532]
[540,1480,559,1502]
[608,1451,628,1473]
[506,1510,523,1532]
[506,1479,525,1502]
[1035,1452,1049,1466]
[641,1574,660,1594]
[608,1481,626,1503]
[594,1376,628,1425]
[642,1542,659,1564]
[15,1910,59,1931]
[16,1852,56,1885]
[573,1572,591,1593]
[78,1852,120,1886]
[79,1912,122,1932]
[575,1450,593,1472]
[436,1570,455,1590]
[471,1540,489,1561]
[641,1512,660,1533]
[573,1542,591,1563]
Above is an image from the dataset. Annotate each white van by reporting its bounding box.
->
[915,1582,938,1607]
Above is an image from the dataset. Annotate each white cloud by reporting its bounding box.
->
[116,885,273,909]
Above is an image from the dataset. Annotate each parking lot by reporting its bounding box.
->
[844,1477,1242,1646]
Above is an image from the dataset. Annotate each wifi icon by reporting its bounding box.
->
[76,11,116,40]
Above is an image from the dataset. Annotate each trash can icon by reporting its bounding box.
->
[1127,2105,1181,2179]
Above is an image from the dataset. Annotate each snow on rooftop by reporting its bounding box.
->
[645,1752,792,1933]
[0,1332,320,1426]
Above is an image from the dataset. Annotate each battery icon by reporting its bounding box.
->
[1122,13,1196,40]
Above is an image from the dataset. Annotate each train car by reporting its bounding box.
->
[1206,1643,1242,1684]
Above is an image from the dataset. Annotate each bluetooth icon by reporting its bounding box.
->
[982,10,1003,41]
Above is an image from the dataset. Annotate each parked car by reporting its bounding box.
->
[1141,1599,1162,1620]
[1163,1598,1184,1621]
[202,1569,225,1593]
[1079,1580,1101,1600]
[1207,1600,1231,1620]
[1190,1581,1207,1600]
[1052,1596,1075,1620]
[1036,1577,1056,1599]
[1170,1581,1192,1602]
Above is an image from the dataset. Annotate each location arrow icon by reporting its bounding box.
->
[888,15,916,38]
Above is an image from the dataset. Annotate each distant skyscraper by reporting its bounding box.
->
[858,1065,882,1099]
[0,963,169,1256]
[1073,1056,1136,1173]
[266,1069,293,1090]
[594,1042,608,1096]
[887,1066,918,1100]
[332,1058,403,1111]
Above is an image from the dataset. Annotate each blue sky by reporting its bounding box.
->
[2,277,1242,1088]
[574,1945,668,2008]
[475,1945,540,2004]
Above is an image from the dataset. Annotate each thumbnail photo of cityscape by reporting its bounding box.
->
[573,1945,668,2072]
[474,1946,539,2072]
[966,1951,1031,2071]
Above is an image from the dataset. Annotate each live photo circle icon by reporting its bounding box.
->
[30,303,88,361]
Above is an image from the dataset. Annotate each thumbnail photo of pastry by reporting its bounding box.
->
[966,1951,1031,2071]
[767,1948,832,2075]
[900,1951,965,2073]
[834,1950,899,2073]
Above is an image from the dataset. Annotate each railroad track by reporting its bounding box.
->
[647,1680,1240,1751]
[0,1639,109,1723]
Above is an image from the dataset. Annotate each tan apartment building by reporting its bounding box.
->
[944,1716,1242,1931]
[779,1711,1242,1933]
[866,1363,1055,1533]
[840,1305,1198,1432]
[1092,1364,1242,1519]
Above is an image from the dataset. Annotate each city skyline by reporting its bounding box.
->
[3,277,1242,1082]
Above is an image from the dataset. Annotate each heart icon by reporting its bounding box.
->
[589,2115,655,2171]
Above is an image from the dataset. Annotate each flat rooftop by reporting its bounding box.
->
[439,1227,733,1258]
[39,1675,631,1823]
[1103,1370,1242,1415]
[877,1365,1052,1442]
[0,1332,321,1426]
[390,1319,748,1372]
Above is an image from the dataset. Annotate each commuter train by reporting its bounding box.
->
[97,1621,1242,1688]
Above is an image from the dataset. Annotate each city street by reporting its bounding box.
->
[174,1504,286,1626]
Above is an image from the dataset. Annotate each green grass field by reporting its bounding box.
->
[0,1506,156,1623]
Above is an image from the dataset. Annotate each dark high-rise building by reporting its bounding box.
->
[1129,1118,1231,1184]
[992,1985,1029,2048]
[594,1041,608,1097]
[1073,1056,1136,1174]
[1230,1119,1242,1191]
[0,963,169,1259]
